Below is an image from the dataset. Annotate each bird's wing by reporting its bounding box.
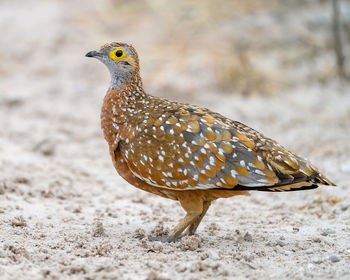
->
[121,104,333,191]
[201,110,335,189]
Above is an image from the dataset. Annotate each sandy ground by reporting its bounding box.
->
[1,0,350,279]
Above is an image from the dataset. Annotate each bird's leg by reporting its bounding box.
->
[164,193,204,242]
[185,201,211,236]
[165,210,202,242]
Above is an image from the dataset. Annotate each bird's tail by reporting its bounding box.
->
[257,171,335,192]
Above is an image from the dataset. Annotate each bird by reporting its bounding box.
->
[86,42,334,242]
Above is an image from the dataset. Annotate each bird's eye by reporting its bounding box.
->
[109,48,126,60]
[115,50,123,57]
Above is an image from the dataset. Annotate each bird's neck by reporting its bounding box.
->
[101,72,148,146]
[110,71,132,90]
[108,71,146,102]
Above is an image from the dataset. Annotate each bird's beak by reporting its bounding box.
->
[85,50,102,58]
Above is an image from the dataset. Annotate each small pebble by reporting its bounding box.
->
[305,249,313,255]
[243,232,252,242]
[11,216,27,227]
[33,139,55,156]
[340,201,350,211]
[146,271,168,280]
[320,228,335,236]
[307,263,314,269]
[92,221,105,237]
[189,262,198,272]
[148,242,163,253]
[208,249,219,260]
[311,257,323,264]
[175,263,187,273]
[243,254,254,262]
[312,237,321,243]
[180,235,200,251]
[200,252,208,260]
[133,228,146,239]
[329,255,340,263]
[276,240,285,247]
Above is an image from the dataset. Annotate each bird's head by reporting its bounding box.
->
[86,42,140,88]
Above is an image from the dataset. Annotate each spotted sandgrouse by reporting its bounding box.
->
[86,42,334,242]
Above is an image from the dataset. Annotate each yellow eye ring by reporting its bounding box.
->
[109,48,126,60]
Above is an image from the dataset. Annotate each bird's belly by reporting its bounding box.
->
[111,146,249,202]
[111,147,178,200]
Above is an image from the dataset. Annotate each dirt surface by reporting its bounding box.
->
[1,0,350,279]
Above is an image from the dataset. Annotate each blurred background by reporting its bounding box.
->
[2,0,350,98]
[1,0,350,278]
